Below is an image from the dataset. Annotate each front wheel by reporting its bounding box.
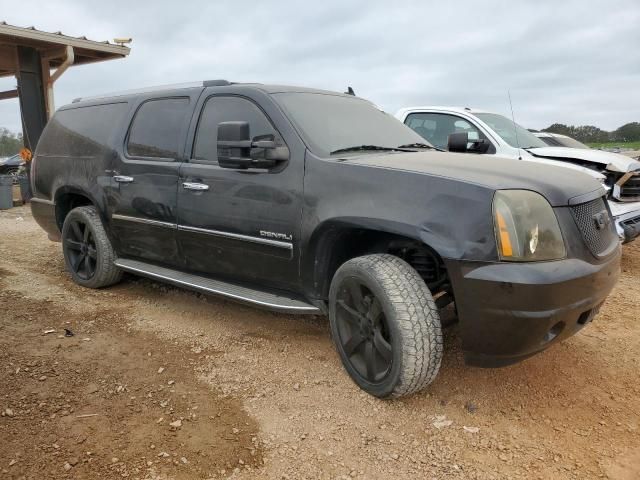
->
[62,206,122,288]
[329,254,442,398]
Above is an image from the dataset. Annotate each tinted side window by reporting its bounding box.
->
[193,96,279,164]
[39,103,129,157]
[127,98,190,159]
[405,112,484,149]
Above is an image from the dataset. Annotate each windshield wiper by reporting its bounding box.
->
[397,142,443,151]
[330,145,411,155]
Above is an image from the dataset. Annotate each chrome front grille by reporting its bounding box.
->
[571,197,617,257]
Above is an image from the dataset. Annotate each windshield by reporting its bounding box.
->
[550,135,590,149]
[475,113,547,149]
[273,92,429,156]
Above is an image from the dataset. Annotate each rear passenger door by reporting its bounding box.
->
[106,94,197,266]
[176,92,305,292]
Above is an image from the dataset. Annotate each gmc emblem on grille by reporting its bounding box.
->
[593,210,611,230]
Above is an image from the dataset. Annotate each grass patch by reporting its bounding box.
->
[587,141,640,150]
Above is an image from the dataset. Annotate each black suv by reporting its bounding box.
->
[30,81,620,398]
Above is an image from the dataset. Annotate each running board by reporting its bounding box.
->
[114,258,321,314]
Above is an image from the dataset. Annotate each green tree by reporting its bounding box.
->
[613,122,640,142]
[0,128,23,157]
[542,123,573,136]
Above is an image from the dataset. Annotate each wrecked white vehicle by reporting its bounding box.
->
[396,106,640,243]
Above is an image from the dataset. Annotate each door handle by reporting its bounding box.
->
[113,175,134,183]
[182,182,210,191]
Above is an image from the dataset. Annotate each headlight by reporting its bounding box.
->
[493,190,566,261]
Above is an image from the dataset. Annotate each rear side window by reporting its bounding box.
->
[127,97,190,159]
[38,103,128,157]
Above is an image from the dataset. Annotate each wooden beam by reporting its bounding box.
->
[0,44,17,72]
[0,89,18,100]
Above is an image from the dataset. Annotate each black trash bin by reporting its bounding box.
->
[0,175,13,209]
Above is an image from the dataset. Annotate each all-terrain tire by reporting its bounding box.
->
[61,206,122,288]
[329,254,442,398]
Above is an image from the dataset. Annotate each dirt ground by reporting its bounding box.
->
[0,205,638,480]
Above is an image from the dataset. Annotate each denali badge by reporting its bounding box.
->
[593,211,611,230]
[260,230,293,241]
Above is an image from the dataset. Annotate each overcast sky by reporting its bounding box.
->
[1,0,638,134]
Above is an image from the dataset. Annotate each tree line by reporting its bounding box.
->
[0,128,23,157]
[540,122,640,144]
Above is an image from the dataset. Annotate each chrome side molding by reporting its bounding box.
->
[177,224,293,250]
[111,214,176,229]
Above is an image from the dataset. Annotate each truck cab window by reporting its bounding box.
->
[127,97,190,159]
[193,96,280,164]
[405,112,485,151]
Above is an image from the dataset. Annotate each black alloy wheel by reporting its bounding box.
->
[329,254,443,398]
[63,218,98,281]
[334,278,393,384]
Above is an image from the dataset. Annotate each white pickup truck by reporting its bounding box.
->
[396,106,640,243]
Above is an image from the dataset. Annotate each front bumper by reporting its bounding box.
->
[608,199,640,243]
[446,250,620,367]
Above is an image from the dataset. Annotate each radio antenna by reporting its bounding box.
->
[508,90,522,160]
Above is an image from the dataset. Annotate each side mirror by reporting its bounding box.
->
[469,138,490,154]
[448,132,468,153]
[448,132,490,154]
[217,121,289,170]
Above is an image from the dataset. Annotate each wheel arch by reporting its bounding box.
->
[53,186,101,231]
[303,218,450,300]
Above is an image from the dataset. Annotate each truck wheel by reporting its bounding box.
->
[329,254,442,398]
[61,206,122,288]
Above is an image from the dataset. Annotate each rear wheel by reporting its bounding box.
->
[329,254,442,398]
[62,206,122,288]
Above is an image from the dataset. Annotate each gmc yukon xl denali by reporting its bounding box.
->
[30,81,620,398]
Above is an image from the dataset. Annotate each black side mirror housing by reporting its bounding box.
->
[217,122,289,170]
[448,132,469,153]
[448,132,490,154]
[469,138,490,154]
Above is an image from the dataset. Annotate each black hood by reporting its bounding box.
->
[346,151,604,207]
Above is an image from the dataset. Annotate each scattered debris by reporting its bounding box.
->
[157,452,170,458]
[76,413,99,418]
[157,367,165,374]
[43,329,56,335]
[465,401,478,414]
[433,415,453,429]
[169,419,182,428]
[463,426,480,434]
[85,384,99,394]
[64,328,74,337]
[63,462,72,471]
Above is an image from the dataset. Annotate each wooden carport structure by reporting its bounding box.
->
[0,21,130,149]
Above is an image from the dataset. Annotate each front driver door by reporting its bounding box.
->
[404,112,495,153]
[176,93,304,292]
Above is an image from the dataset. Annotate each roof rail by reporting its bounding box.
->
[203,79,231,87]
[71,80,232,103]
